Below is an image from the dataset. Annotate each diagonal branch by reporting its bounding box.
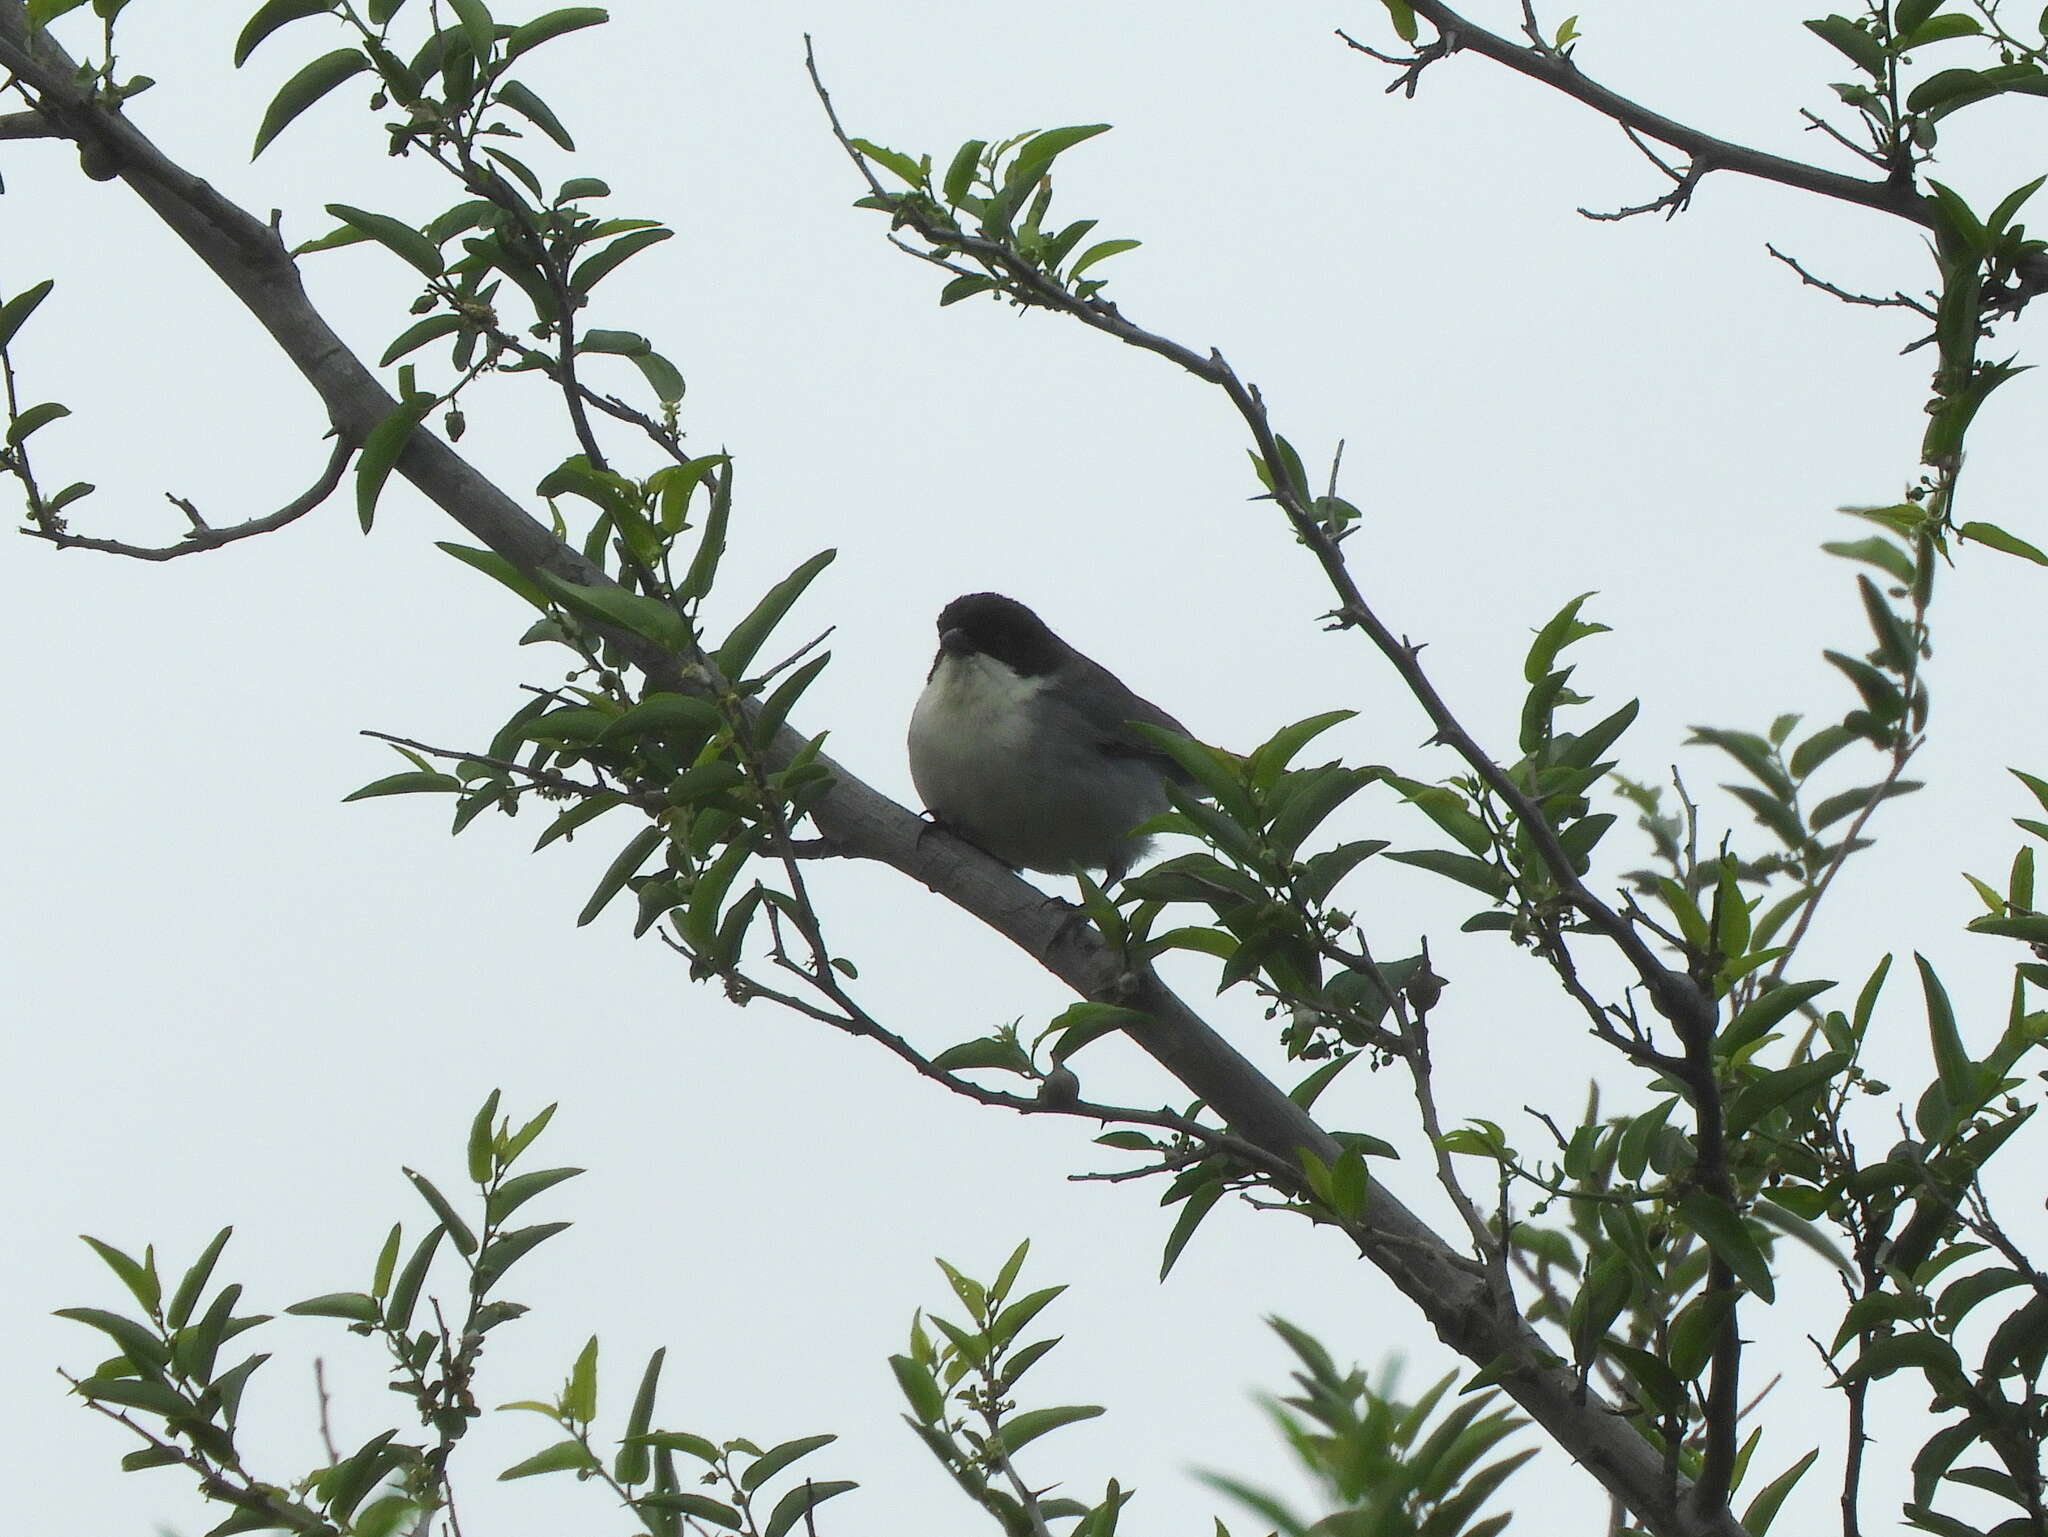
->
[1,12,1753,1533]
[805,42,1752,1537]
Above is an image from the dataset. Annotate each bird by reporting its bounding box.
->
[907,592,1195,884]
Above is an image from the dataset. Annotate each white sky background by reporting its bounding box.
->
[5,1,2047,1533]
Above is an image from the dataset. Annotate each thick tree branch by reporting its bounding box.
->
[0,106,51,137]
[0,13,1754,1533]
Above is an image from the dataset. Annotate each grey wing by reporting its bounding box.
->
[1057,655,1196,779]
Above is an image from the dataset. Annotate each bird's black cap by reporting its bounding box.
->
[935,592,1070,677]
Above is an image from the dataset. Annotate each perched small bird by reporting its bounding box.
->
[907,592,1195,883]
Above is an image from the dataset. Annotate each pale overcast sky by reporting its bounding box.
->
[6,3,2047,1534]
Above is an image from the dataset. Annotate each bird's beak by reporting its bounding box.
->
[938,627,973,656]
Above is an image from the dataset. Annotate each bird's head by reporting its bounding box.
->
[934,592,1068,678]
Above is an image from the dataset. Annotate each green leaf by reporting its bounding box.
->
[1676,1193,1775,1301]
[355,393,433,532]
[0,279,55,348]
[486,1166,583,1224]
[1011,123,1111,182]
[889,1352,944,1422]
[1823,536,1916,584]
[578,825,664,927]
[1970,913,2048,943]
[1720,979,1834,1057]
[27,0,92,26]
[1810,779,1921,831]
[1069,238,1140,279]
[942,138,987,204]
[381,313,465,366]
[1385,776,1491,853]
[1900,11,1981,48]
[993,1403,1105,1455]
[636,1492,740,1528]
[676,458,734,599]
[404,1170,476,1254]
[53,1307,170,1372]
[1160,1180,1223,1279]
[1524,591,1606,682]
[753,652,830,747]
[449,0,494,59]
[253,48,370,158]
[1804,15,1887,76]
[1045,1000,1148,1061]
[848,138,925,186]
[1384,848,1510,899]
[929,1037,1031,1074]
[1916,953,1976,1118]
[563,1334,598,1423]
[598,693,722,746]
[1856,574,1917,671]
[1789,723,1858,780]
[384,1226,446,1332]
[235,0,335,65]
[1265,765,1370,858]
[1958,520,2048,564]
[741,1433,837,1493]
[1689,727,1793,800]
[79,1236,161,1315]
[1742,1449,1819,1536]
[714,549,835,680]
[763,1480,856,1537]
[633,351,685,403]
[498,78,574,151]
[536,569,689,651]
[476,1221,571,1287]
[343,770,462,802]
[939,275,997,306]
[6,401,69,445]
[569,227,672,294]
[75,1374,192,1418]
[370,1225,402,1299]
[1907,62,2048,119]
[325,204,443,277]
[505,5,608,61]
[989,1286,1064,1352]
[1248,710,1355,789]
[284,1291,381,1323]
[499,1440,600,1479]
[435,541,548,610]
[1840,1331,1962,1385]
[167,1228,234,1331]
[1725,1053,1848,1136]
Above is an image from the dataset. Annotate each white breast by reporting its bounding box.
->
[906,651,1166,876]
[907,652,1050,806]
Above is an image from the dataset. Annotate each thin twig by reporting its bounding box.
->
[1765,244,1936,316]
[21,436,352,560]
[314,1359,341,1467]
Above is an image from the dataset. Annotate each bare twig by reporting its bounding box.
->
[1797,108,1890,171]
[357,730,633,805]
[313,1359,341,1467]
[1343,1,1932,229]
[22,436,351,560]
[1765,244,1935,316]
